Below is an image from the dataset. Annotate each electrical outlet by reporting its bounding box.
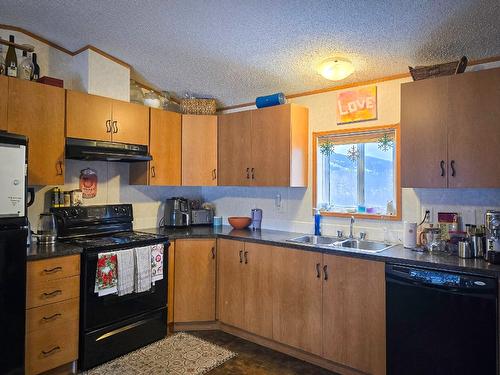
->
[421,206,434,223]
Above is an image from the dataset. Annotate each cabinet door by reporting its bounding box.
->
[218,111,252,186]
[217,239,244,328]
[174,239,216,322]
[251,105,291,186]
[8,79,65,185]
[272,246,322,355]
[322,255,385,375]
[447,68,500,188]
[111,100,149,145]
[401,77,449,188]
[242,242,273,339]
[66,90,112,142]
[182,115,218,186]
[0,75,7,130]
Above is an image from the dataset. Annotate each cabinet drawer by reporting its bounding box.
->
[26,320,78,375]
[27,276,80,309]
[27,255,80,285]
[26,298,79,333]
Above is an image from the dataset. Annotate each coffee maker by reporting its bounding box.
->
[164,197,190,227]
[485,211,500,263]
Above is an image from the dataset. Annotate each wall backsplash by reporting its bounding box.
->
[28,160,202,231]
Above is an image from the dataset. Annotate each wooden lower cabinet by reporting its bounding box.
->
[217,239,273,339]
[272,246,323,356]
[26,255,80,375]
[174,239,216,322]
[322,255,386,375]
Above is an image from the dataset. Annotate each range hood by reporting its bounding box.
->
[65,138,152,162]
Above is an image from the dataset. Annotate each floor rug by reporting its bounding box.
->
[82,332,237,375]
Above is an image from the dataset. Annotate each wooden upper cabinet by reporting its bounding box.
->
[174,239,216,323]
[0,75,8,130]
[7,79,65,185]
[401,76,449,188]
[322,255,386,375]
[218,111,252,186]
[217,239,245,328]
[272,246,322,356]
[182,115,218,186]
[447,68,500,188]
[111,99,149,145]
[66,90,113,142]
[130,109,182,186]
[251,104,308,187]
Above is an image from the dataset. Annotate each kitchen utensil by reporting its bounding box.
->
[458,240,472,258]
[228,217,252,230]
[403,221,417,249]
[251,208,263,230]
[37,212,57,244]
[419,226,442,252]
[164,197,190,227]
[471,234,485,258]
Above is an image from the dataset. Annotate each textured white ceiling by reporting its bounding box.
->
[1,0,499,106]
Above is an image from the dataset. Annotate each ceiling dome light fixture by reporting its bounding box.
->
[319,57,354,81]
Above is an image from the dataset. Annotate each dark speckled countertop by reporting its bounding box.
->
[140,225,500,278]
[27,241,83,261]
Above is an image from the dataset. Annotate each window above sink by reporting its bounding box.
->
[313,124,401,221]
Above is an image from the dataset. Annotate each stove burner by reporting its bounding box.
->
[68,231,166,250]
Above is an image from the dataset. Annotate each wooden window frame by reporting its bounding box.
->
[312,123,401,221]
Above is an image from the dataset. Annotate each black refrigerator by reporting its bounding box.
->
[0,132,28,375]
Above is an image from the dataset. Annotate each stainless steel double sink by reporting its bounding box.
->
[286,235,393,253]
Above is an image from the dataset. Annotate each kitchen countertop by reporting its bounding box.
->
[27,241,83,261]
[140,225,500,278]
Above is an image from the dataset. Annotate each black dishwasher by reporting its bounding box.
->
[386,264,497,375]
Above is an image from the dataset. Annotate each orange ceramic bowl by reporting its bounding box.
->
[228,216,252,230]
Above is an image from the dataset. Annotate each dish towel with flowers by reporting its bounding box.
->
[94,252,118,296]
[117,249,135,296]
[151,244,164,284]
[134,246,152,293]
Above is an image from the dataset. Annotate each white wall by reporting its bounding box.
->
[203,72,500,242]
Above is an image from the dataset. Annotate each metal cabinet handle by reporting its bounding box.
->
[316,263,321,278]
[451,160,456,177]
[440,160,445,177]
[246,168,250,179]
[323,265,328,281]
[42,313,62,321]
[43,266,62,274]
[112,120,118,133]
[42,290,62,298]
[56,161,63,176]
[239,250,243,263]
[244,251,248,264]
[211,247,216,259]
[151,166,156,178]
[105,119,112,133]
[41,346,61,357]
[251,168,255,180]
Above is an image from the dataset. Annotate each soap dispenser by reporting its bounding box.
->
[314,209,322,236]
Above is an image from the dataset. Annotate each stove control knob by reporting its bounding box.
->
[63,210,69,217]
[70,208,79,217]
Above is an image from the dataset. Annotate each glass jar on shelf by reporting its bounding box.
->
[144,90,161,108]
[18,49,34,80]
[130,80,145,105]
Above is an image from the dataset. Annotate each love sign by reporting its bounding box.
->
[337,85,377,124]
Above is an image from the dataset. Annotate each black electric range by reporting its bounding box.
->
[52,204,169,371]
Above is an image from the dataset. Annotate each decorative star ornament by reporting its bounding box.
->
[377,133,394,152]
[347,145,360,162]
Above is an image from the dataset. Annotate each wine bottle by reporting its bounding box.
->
[18,50,34,80]
[0,39,5,75]
[5,35,18,77]
[32,52,40,80]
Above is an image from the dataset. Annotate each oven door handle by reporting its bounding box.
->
[96,319,150,342]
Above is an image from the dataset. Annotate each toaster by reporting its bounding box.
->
[191,209,214,225]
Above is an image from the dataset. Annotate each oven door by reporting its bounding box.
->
[81,242,168,331]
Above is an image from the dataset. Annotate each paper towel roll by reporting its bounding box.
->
[403,221,417,249]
